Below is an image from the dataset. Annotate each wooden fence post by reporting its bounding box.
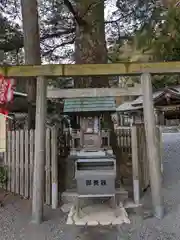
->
[15,131,20,195]
[11,131,15,193]
[131,125,140,205]
[51,127,58,209]
[7,131,11,191]
[45,128,51,205]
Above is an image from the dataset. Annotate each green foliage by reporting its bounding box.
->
[152,75,180,89]
[48,77,73,88]
[132,5,180,89]
[151,8,180,61]
[0,166,8,187]
[135,6,180,61]
[0,13,23,52]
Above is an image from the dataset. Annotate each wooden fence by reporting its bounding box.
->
[116,124,162,203]
[2,127,58,206]
[1,125,162,205]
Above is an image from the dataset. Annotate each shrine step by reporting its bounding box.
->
[61,188,129,204]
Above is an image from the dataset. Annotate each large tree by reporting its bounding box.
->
[2,0,180,90]
[74,0,108,87]
[70,0,122,182]
[21,0,42,129]
[0,0,140,62]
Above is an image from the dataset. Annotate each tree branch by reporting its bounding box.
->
[81,0,102,19]
[41,27,75,41]
[63,0,87,26]
[0,26,76,52]
[42,36,75,57]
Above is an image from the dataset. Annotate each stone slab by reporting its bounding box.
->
[66,202,130,226]
[124,200,142,209]
[62,188,128,204]
[61,203,73,213]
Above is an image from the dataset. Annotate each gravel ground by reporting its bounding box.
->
[1,133,180,240]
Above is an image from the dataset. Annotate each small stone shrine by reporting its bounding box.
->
[63,97,130,225]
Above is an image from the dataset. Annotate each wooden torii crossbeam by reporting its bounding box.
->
[47,86,142,98]
[0,61,180,77]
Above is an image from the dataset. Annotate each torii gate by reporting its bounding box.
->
[0,61,173,223]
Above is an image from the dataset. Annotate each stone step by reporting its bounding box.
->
[66,202,130,226]
[61,198,142,216]
[61,188,129,204]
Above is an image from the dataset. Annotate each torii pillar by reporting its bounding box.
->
[141,73,164,219]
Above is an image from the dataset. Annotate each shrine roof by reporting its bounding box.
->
[116,85,180,113]
[63,97,116,113]
[116,101,142,112]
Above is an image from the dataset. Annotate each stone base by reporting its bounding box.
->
[66,202,130,226]
[62,188,128,204]
[124,199,142,209]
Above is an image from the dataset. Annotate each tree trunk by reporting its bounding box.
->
[75,0,121,185]
[75,0,108,88]
[21,0,41,129]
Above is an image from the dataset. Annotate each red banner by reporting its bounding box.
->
[0,75,15,119]
[0,74,14,105]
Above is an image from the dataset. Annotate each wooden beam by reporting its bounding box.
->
[2,61,180,77]
[47,86,142,98]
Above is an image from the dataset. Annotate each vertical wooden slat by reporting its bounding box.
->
[51,127,58,209]
[107,130,110,147]
[120,129,123,151]
[156,126,163,174]
[131,125,140,205]
[24,130,29,198]
[123,129,125,151]
[29,129,34,198]
[137,126,143,190]
[15,131,20,194]
[126,129,128,152]
[117,129,120,146]
[7,131,11,191]
[11,131,16,192]
[20,130,24,196]
[121,129,123,151]
[120,129,122,151]
[129,128,132,153]
[142,127,146,189]
[4,125,7,166]
[124,129,126,151]
[159,128,163,174]
[125,129,127,151]
[141,126,150,190]
[3,127,8,190]
[45,128,51,205]
[145,127,149,187]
